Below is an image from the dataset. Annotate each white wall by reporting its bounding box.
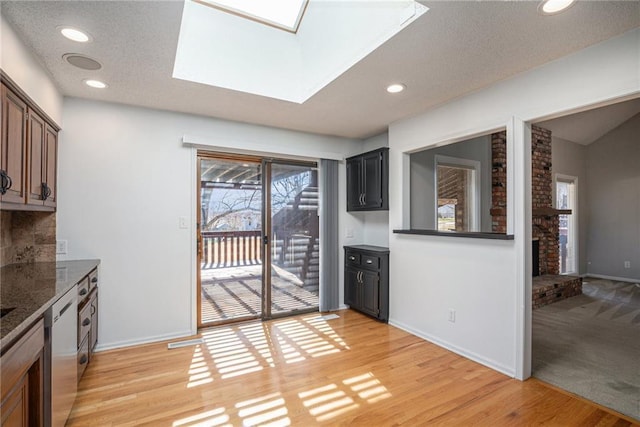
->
[57,98,361,349]
[585,113,640,281]
[388,28,639,377]
[551,137,588,274]
[0,15,63,124]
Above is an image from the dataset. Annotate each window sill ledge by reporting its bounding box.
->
[393,229,514,240]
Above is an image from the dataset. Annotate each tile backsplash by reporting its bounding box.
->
[1,210,56,267]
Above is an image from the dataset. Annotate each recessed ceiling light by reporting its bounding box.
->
[58,26,92,42]
[538,0,575,15]
[386,83,405,94]
[84,79,108,89]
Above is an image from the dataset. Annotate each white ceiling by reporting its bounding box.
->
[537,97,640,145]
[1,0,639,139]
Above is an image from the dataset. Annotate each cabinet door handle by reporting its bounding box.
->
[82,318,91,326]
[362,194,366,205]
[0,170,7,194]
[0,171,13,193]
[41,183,48,200]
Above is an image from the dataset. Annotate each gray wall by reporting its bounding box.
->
[585,113,640,280]
[552,137,588,274]
[410,135,492,231]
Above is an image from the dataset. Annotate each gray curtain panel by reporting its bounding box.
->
[319,159,339,312]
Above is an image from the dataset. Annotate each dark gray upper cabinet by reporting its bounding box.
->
[346,147,388,211]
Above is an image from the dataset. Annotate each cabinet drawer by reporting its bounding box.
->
[77,335,89,381]
[77,276,90,301]
[88,268,98,292]
[78,302,91,345]
[361,255,380,270]
[345,251,361,267]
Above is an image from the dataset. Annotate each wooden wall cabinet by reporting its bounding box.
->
[344,245,389,322]
[346,147,388,211]
[0,84,28,205]
[1,77,58,211]
[0,319,45,427]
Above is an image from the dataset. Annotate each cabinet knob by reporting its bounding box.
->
[82,318,91,326]
[79,288,88,296]
[366,260,372,264]
[349,256,355,261]
[91,277,98,283]
[79,354,88,365]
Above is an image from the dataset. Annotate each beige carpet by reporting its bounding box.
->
[532,277,640,420]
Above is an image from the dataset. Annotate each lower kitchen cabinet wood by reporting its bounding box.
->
[77,267,99,381]
[344,245,389,322]
[89,290,98,358]
[0,319,44,427]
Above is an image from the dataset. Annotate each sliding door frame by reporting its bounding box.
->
[261,158,319,321]
[196,151,263,328]
[197,151,319,327]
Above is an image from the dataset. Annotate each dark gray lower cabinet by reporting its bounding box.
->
[344,245,389,322]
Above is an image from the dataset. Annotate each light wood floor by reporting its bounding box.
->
[68,310,637,426]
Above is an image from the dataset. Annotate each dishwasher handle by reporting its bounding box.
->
[55,300,74,323]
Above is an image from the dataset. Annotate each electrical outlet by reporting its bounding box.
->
[346,227,354,238]
[56,240,67,254]
[179,216,188,229]
[624,261,631,269]
[448,309,456,323]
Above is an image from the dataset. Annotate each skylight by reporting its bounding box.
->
[174,0,428,103]
[195,0,308,32]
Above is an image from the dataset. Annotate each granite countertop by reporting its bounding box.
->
[1,259,100,350]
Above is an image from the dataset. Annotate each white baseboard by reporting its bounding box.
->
[94,329,194,352]
[388,318,516,379]
[583,273,639,283]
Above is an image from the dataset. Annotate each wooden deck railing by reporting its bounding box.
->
[201,230,262,269]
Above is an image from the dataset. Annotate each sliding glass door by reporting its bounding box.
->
[198,156,263,326]
[197,154,319,327]
[262,160,319,319]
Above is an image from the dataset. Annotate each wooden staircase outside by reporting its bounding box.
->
[272,186,319,292]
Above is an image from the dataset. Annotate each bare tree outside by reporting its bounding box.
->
[201,170,311,232]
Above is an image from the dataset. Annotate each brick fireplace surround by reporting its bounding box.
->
[491,126,582,309]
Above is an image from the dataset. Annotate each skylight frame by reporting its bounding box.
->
[193,0,309,33]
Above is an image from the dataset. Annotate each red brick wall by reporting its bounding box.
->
[531,125,559,275]
[490,126,559,275]
[491,131,507,233]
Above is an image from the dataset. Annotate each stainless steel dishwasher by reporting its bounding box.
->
[46,285,78,427]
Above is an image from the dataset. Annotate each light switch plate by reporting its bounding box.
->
[179,216,188,229]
